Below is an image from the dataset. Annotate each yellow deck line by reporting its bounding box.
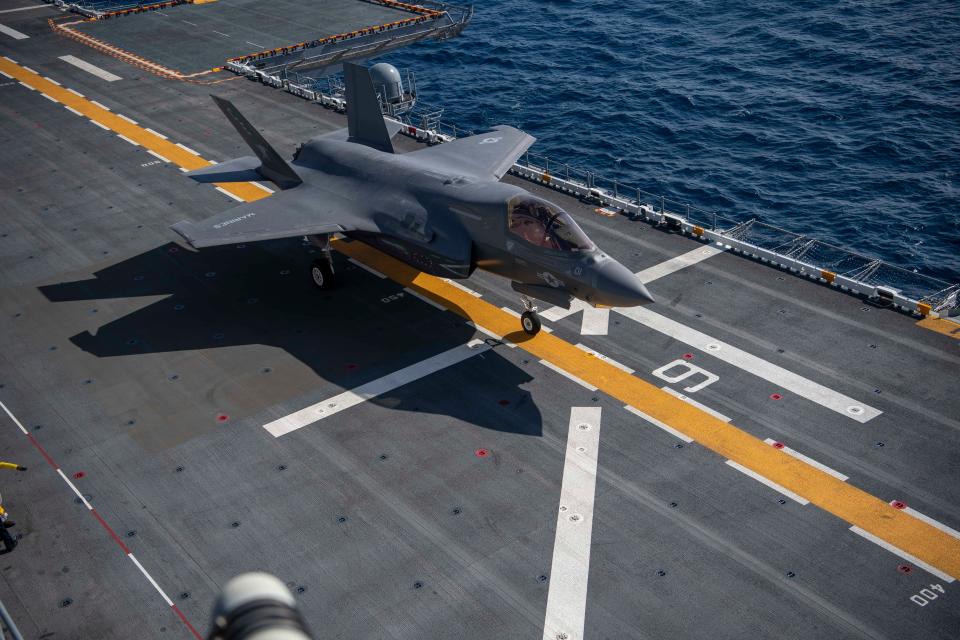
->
[4,55,959,581]
[918,316,960,340]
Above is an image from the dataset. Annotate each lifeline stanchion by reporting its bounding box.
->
[0,597,25,640]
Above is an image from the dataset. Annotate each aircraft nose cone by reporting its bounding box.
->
[592,259,655,307]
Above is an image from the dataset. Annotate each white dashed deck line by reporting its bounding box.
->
[623,404,694,443]
[901,506,960,542]
[763,438,848,481]
[849,526,955,583]
[404,287,445,310]
[442,278,482,297]
[144,127,167,139]
[89,99,111,110]
[175,142,200,155]
[538,359,598,391]
[64,105,82,116]
[662,386,732,422]
[116,134,139,147]
[128,554,174,606]
[65,87,84,97]
[725,460,809,505]
[347,257,386,279]
[214,186,243,202]
[58,55,122,82]
[146,150,170,163]
[43,76,61,85]
[90,120,110,130]
[116,113,137,125]
[574,343,635,373]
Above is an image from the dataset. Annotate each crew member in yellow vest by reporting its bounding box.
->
[0,461,27,553]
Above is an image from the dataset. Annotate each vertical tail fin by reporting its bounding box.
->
[210,95,303,190]
[343,62,395,153]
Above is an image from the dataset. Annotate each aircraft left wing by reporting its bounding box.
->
[170,186,370,248]
[410,125,535,180]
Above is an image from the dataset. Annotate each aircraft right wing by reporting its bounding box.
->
[170,186,372,248]
[410,125,536,180]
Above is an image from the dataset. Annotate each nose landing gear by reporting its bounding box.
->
[520,295,541,336]
[309,234,335,290]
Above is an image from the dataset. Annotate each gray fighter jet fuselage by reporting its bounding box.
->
[171,63,654,335]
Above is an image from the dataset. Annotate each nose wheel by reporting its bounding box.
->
[308,234,335,290]
[520,295,541,335]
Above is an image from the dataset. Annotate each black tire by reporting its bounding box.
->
[521,311,541,335]
[310,259,334,290]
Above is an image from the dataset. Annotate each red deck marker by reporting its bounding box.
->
[682,353,694,360]
[475,448,489,458]
[770,393,783,401]
[216,414,229,423]
[772,441,785,449]
[897,564,913,574]
[890,500,907,510]
[73,471,86,479]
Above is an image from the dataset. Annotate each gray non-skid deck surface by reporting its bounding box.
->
[74,0,415,73]
[2,9,960,639]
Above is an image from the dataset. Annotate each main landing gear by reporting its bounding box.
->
[520,295,541,336]
[309,234,335,290]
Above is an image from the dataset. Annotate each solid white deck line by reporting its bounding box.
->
[58,55,122,82]
[901,507,960,542]
[763,438,848,481]
[128,553,174,606]
[0,23,29,40]
[146,150,170,163]
[574,343,634,373]
[849,526,955,583]
[543,406,603,640]
[662,386,731,422]
[0,5,50,13]
[615,305,882,423]
[725,460,809,504]
[623,404,693,443]
[635,245,725,283]
[538,359,597,391]
[264,340,490,436]
[442,278,482,297]
[144,127,167,139]
[347,257,386,279]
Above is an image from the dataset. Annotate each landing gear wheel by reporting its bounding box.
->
[310,259,334,290]
[521,310,541,335]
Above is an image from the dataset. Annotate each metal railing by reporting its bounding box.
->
[511,152,958,317]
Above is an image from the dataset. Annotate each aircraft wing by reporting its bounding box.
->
[410,125,535,180]
[170,186,371,248]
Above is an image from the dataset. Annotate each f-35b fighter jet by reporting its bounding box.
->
[171,63,654,335]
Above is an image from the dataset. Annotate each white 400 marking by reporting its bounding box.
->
[381,292,406,304]
[910,583,945,607]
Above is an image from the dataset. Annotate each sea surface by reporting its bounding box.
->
[389,0,960,286]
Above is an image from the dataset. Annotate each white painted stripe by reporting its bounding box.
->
[442,278,482,297]
[90,120,110,130]
[725,460,809,504]
[40,92,57,103]
[212,30,231,38]
[0,70,10,78]
[615,306,882,423]
[0,5,49,13]
[541,299,607,336]
[763,438,848,481]
[251,181,274,194]
[538,359,598,391]
[347,257,386,279]
[175,142,200,155]
[146,149,170,163]
[543,406,602,640]
[65,87,84,97]
[0,400,29,435]
[144,127,167,139]
[0,24,29,39]
[264,341,490,436]
[635,246,725,283]
[214,186,243,202]
[43,76,61,86]
[58,55,121,82]
[56,469,93,510]
[902,507,960,542]
[465,321,517,348]
[623,404,693,442]
[18,81,34,90]
[574,343,634,373]
[116,113,137,125]
[64,105,82,116]
[246,41,265,49]
[89,99,111,111]
[1,56,17,63]
[662,386,731,422]
[178,167,188,173]
[127,554,175,606]
[849,526,955,583]
[116,134,139,147]
[404,287,445,310]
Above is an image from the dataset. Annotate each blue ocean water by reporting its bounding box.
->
[388,0,960,284]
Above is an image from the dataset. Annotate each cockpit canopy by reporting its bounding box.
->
[507,197,595,253]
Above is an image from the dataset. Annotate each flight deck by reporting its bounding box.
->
[1,3,959,639]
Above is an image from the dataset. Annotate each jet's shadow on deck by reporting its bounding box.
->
[39,239,542,437]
